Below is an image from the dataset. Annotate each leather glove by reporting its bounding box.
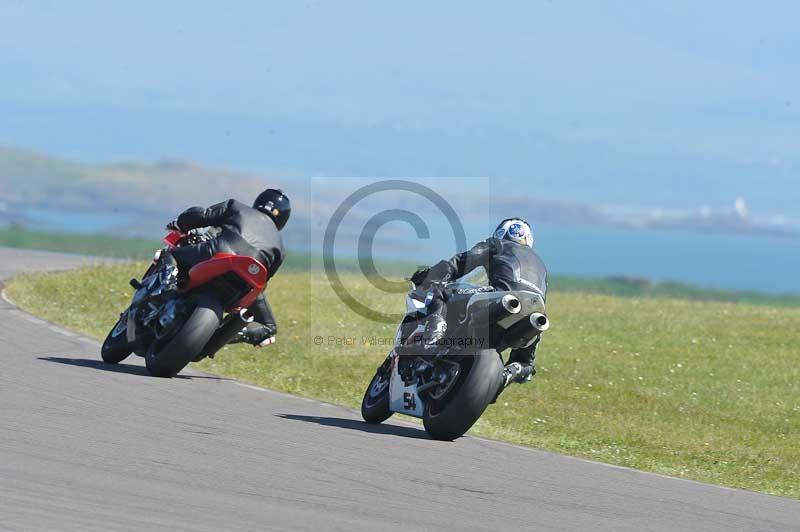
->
[165,219,181,232]
[410,268,430,287]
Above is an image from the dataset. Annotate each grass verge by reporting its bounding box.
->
[0,226,158,259]
[6,263,800,499]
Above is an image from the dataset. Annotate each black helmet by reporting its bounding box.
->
[254,189,291,230]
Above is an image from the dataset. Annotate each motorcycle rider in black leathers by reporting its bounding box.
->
[411,218,547,388]
[162,189,290,348]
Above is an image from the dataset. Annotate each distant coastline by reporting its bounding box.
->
[2,225,799,306]
[503,196,799,241]
[2,145,798,242]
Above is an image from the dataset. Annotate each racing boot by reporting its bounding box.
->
[501,362,535,388]
[491,362,534,403]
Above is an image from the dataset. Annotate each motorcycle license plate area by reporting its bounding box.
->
[389,355,425,418]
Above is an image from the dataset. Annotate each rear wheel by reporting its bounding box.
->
[145,294,222,378]
[422,349,503,441]
[361,368,392,424]
[101,313,132,364]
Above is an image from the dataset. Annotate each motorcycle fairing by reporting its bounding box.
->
[183,253,268,309]
[388,347,426,417]
[163,230,269,311]
[163,230,184,248]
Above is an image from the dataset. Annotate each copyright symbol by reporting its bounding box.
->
[322,179,467,324]
[313,336,324,346]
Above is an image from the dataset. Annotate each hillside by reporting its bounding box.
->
[0,145,290,229]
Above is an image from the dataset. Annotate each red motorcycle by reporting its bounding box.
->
[101,230,269,377]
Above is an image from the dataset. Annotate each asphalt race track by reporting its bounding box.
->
[1,247,798,532]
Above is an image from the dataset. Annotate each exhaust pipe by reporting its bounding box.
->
[501,294,522,314]
[529,312,550,333]
[200,309,254,359]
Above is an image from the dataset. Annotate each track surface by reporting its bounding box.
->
[0,247,798,532]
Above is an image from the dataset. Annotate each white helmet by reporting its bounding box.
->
[493,218,534,248]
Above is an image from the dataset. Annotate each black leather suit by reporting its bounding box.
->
[170,199,284,338]
[416,237,548,368]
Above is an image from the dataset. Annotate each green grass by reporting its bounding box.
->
[6,264,800,499]
[0,226,314,269]
[553,275,800,307]
[0,226,160,259]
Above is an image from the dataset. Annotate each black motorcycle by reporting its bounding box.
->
[361,281,549,440]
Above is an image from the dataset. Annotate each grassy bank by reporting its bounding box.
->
[0,226,317,269]
[553,275,800,307]
[0,226,159,259]
[6,263,800,499]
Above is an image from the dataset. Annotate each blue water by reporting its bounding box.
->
[534,223,800,295]
[12,207,800,295]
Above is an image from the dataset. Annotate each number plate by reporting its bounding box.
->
[389,356,425,418]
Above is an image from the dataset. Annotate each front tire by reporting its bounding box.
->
[101,314,132,364]
[361,370,392,424]
[422,349,503,441]
[145,295,222,378]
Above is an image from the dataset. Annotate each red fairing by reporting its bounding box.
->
[142,231,185,278]
[183,253,269,310]
[163,230,184,248]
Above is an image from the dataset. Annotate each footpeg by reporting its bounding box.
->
[130,278,143,290]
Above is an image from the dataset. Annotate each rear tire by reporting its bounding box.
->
[361,370,392,424]
[422,349,503,441]
[101,314,132,364]
[145,295,222,378]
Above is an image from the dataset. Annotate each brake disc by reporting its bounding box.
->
[427,360,461,401]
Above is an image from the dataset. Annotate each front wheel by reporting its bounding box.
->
[145,294,222,378]
[422,349,503,441]
[101,313,133,364]
[361,365,392,424]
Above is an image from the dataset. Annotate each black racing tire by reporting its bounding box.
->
[422,349,504,441]
[101,314,133,364]
[145,294,222,378]
[361,370,393,424]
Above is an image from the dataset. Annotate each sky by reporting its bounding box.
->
[1,1,798,215]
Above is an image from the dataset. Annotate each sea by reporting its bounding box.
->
[534,223,800,295]
[13,208,800,296]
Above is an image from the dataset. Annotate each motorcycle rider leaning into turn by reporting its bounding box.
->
[411,218,548,388]
[161,188,291,349]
